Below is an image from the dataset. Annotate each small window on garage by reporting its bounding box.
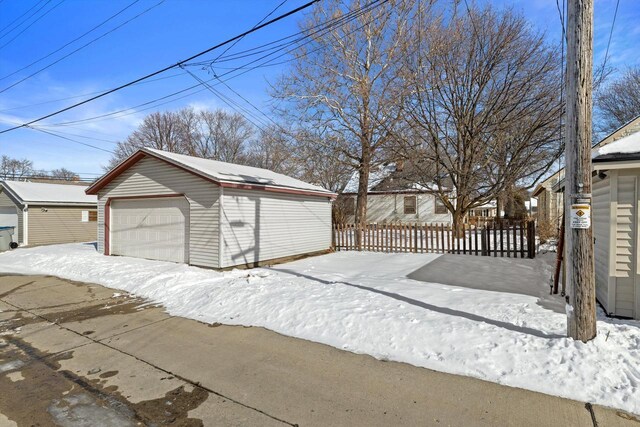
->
[81,211,97,222]
[434,198,448,214]
[404,196,417,215]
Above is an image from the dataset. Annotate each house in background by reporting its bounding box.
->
[85,148,335,269]
[592,132,640,320]
[0,180,97,246]
[534,114,640,233]
[338,162,452,224]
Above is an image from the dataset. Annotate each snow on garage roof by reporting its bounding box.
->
[2,180,97,205]
[593,130,640,159]
[86,148,336,197]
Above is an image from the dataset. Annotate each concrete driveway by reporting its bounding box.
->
[0,274,636,426]
[407,253,565,313]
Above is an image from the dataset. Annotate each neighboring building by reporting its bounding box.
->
[534,114,640,231]
[591,131,640,319]
[468,201,498,218]
[85,148,335,269]
[532,169,565,231]
[338,163,452,224]
[0,180,97,246]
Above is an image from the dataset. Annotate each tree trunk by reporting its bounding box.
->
[452,210,465,239]
[354,152,371,250]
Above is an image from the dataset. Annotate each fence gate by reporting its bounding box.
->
[332,221,536,259]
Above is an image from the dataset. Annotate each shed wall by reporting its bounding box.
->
[613,174,637,318]
[27,205,97,246]
[0,188,22,243]
[97,156,220,269]
[221,188,332,268]
[593,176,611,311]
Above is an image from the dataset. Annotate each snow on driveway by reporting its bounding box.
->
[1,243,639,415]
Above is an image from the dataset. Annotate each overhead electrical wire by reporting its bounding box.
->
[601,0,620,73]
[43,0,385,129]
[27,125,116,153]
[0,0,51,39]
[0,0,165,94]
[0,0,65,51]
[0,0,321,135]
[0,0,142,82]
[0,71,184,113]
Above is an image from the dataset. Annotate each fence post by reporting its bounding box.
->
[528,221,536,259]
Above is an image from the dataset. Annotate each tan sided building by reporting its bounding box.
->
[0,180,97,246]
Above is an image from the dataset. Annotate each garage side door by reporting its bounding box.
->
[110,197,189,263]
[0,207,18,229]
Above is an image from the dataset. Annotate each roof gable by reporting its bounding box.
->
[1,180,96,205]
[86,149,335,198]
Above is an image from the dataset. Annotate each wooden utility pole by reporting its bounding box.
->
[565,0,597,341]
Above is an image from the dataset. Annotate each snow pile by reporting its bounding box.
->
[1,244,639,415]
[593,130,640,158]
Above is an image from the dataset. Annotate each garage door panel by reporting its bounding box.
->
[0,207,18,229]
[110,198,188,263]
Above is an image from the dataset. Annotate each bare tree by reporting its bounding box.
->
[0,156,34,180]
[596,66,640,135]
[272,0,414,241]
[49,168,80,181]
[401,3,562,232]
[107,108,254,168]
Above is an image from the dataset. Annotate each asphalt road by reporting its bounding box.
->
[0,274,637,426]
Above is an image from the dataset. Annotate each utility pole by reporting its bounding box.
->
[565,0,597,342]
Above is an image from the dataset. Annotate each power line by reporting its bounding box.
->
[0,0,65,51]
[0,0,50,39]
[0,0,142,82]
[209,0,288,65]
[23,0,384,133]
[27,125,115,153]
[0,71,184,113]
[0,0,164,94]
[0,0,321,135]
[601,0,620,72]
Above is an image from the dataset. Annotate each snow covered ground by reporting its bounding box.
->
[0,243,639,415]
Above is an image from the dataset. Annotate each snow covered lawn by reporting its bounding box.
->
[1,243,639,415]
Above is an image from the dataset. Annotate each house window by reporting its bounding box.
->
[434,198,447,214]
[404,196,417,215]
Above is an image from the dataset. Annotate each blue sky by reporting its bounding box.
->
[0,0,638,178]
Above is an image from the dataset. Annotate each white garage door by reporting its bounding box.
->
[0,206,18,230]
[110,197,189,263]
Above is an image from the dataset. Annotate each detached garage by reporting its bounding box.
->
[0,180,97,246]
[85,148,335,269]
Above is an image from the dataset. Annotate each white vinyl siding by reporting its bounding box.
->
[614,175,636,318]
[344,193,452,224]
[221,188,332,268]
[111,197,188,263]
[593,176,611,311]
[0,188,23,244]
[97,156,220,269]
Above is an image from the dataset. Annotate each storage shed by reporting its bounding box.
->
[0,180,97,246]
[85,148,335,268]
[592,131,640,319]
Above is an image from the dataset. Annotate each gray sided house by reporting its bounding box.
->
[0,180,97,246]
[339,163,452,224]
[592,131,640,319]
[85,148,336,269]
